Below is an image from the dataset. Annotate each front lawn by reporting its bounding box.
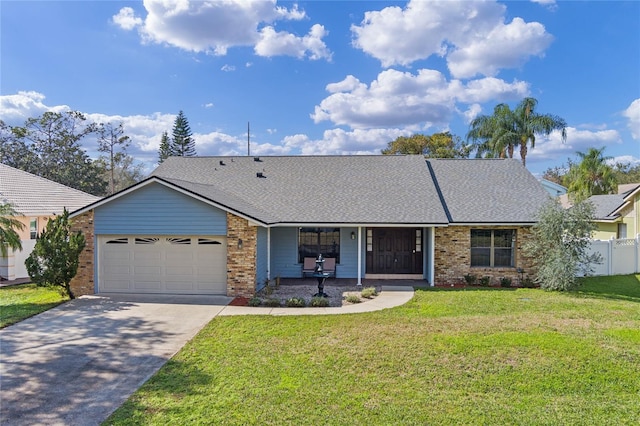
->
[107,275,640,425]
[0,283,68,328]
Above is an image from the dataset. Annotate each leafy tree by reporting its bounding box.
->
[158,131,171,163]
[382,132,470,158]
[8,111,107,195]
[170,111,196,157]
[564,147,617,201]
[0,120,42,173]
[97,122,131,195]
[95,154,145,193]
[25,209,85,299]
[524,199,600,291]
[0,202,25,257]
[613,162,640,185]
[467,97,567,167]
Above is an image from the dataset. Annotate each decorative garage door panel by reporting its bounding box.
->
[99,236,227,294]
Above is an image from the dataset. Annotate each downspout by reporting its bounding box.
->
[357,226,362,287]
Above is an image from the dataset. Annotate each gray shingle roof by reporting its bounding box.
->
[427,158,551,223]
[587,194,625,220]
[152,155,450,225]
[0,163,100,216]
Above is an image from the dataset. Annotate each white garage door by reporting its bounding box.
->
[98,236,227,295]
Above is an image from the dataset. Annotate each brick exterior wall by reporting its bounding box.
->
[226,213,257,297]
[434,225,536,286]
[69,210,95,297]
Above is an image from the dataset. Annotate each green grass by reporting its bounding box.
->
[0,283,68,328]
[106,275,640,425]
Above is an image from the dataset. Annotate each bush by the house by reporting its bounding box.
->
[463,274,477,286]
[500,277,512,288]
[285,297,306,307]
[310,297,329,307]
[361,287,378,298]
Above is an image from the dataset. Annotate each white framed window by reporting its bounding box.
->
[470,229,515,267]
[617,223,627,239]
[30,218,38,239]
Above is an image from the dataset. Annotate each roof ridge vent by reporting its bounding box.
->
[254,157,261,162]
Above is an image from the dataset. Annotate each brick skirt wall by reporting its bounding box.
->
[434,225,536,286]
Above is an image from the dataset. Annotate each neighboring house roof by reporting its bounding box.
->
[588,183,640,221]
[72,155,550,226]
[588,194,625,221]
[0,163,100,216]
[427,158,551,224]
[540,179,567,197]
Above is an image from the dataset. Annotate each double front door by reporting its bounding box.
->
[366,228,423,274]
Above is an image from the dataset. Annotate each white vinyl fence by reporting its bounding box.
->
[586,235,640,276]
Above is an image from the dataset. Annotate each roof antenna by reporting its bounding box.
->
[247,121,250,156]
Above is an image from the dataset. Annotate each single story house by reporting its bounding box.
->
[69,155,550,297]
[0,163,100,280]
[588,183,640,240]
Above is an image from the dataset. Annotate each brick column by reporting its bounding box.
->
[226,213,257,297]
[69,210,95,297]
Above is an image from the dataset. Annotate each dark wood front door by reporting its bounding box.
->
[366,228,422,274]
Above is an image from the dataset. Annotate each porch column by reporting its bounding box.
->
[429,227,435,287]
[357,226,362,286]
[267,227,271,280]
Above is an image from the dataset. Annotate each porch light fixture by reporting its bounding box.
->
[238,238,243,249]
[350,231,356,240]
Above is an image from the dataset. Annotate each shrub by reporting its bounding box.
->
[523,199,601,291]
[361,287,378,299]
[345,294,362,304]
[248,297,262,307]
[310,296,329,307]
[263,298,281,307]
[285,297,306,307]
[500,277,512,288]
[463,274,477,285]
[479,276,491,287]
[521,277,536,288]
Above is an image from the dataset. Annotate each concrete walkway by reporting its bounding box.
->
[0,286,413,425]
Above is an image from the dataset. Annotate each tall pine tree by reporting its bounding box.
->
[158,131,171,163]
[170,111,196,157]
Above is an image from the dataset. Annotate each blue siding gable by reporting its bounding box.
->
[94,182,227,235]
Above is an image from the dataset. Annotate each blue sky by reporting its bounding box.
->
[2,0,639,177]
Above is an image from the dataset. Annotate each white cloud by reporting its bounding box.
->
[203,103,214,109]
[0,91,69,125]
[622,98,640,139]
[447,18,552,79]
[312,69,529,129]
[524,127,622,165]
[254,24,331,60]
[112,0,330,60]
[351,0,552,78]
[282,128,411,155]
[221,64,236,72]
[111,7,143,31]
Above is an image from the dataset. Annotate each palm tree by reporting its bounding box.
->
[467,97,567,167]
[564,147,617,201]
[0,202,25,257]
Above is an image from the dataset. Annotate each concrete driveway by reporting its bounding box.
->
[0,294,231,426]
